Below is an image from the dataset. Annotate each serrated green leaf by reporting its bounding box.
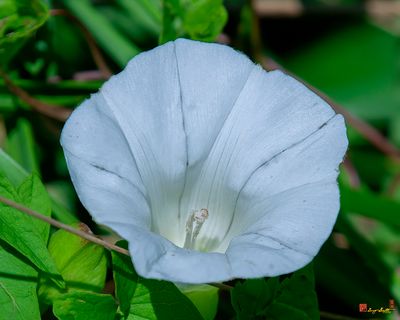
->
[0,174,61,318]
[0,0,49,66]
[0,148,78,224]
[112,240,203,320]
[0,174,63,287]
[0,240,41,320]
[53,292,117,320]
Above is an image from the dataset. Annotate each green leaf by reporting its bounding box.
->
[0,174,63,318]
[282,22,400,122]
[4,118,40,174]
[111,242,136,317]
[231,277,279,320]
[38,224,107,304]
[53,292,117,320]
[0,173,63,287]
[315,239,392,309]
[0,240,41,320]
[18,173,51,241]
[180,285,219,320]
[389,117,400,147]
[0,148,78,224]
[0,0,49,66]
[112,240,203,320]
[62,0,140,67]
[336,214,398,302]
[183,0,227,41]
[265,265,319,320]
[160,0,227,43]
[0,148,27,186]
[116,0,161,36]
[340,185,400,227]
[231,264,319,320]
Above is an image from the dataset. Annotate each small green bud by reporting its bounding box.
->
[38,223,107,305]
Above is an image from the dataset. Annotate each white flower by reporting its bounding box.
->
[61,39,348,284]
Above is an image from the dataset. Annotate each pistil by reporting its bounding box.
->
[183,209,209,249]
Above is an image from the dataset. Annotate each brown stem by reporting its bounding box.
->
[209,282,234,291]
[50,9,112,79]
[0,195,129,256]
[261,57,400,163]
[0,68,72,122]
[0,195,232,291]
[342,157,361,189]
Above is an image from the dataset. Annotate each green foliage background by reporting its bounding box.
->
[0,0,399,319]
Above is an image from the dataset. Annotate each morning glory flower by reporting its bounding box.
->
[61,38,348,284]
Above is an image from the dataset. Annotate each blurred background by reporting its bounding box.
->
[0,0,399,319]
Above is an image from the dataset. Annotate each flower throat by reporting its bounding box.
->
[183,209,209,249]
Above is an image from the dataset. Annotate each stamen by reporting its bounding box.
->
[183,209,209,249]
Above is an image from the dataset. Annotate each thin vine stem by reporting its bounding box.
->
[0,68,72,122]
[0,195,129,255]
[0,195,233,291]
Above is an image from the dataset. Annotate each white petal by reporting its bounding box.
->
[61,96,150,229]
[173,39,256,246]
[226,182,339,278]
[103,221,232,284]
[181,68,338,251]
[219,115,347,249]
[62,39,258,246]
[223,116,347,277]
[98,41,186,242]
[61,39,348,283]
[174,38,255,166]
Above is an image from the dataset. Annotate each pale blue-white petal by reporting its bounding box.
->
[226,182,339,278]
[224,116,347,277]
[97,41,186,243]
[102,220,232,284]
[182,68,339,251]
[61,39,256,282]
[61,96,150,229]
[218,115,347,250]
[62,39,347,283]
[173,38,254,167]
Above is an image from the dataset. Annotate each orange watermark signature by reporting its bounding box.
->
[359,299,396,315]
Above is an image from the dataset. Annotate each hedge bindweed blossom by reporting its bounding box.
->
[61,39,348,284]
